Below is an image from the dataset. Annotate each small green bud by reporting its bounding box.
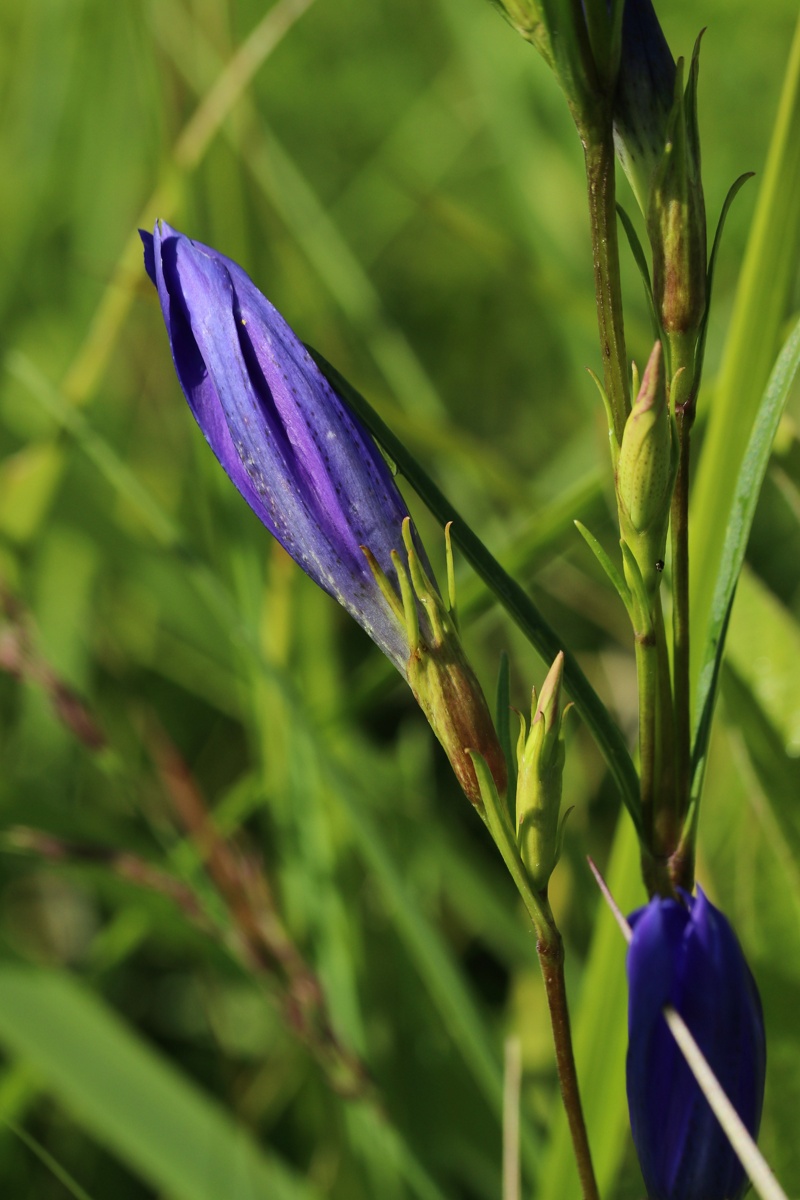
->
[516,652,568,892]
[615,341,678,595]
[368,519,507,810]
[647,46,707,337]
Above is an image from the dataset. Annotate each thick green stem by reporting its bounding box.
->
[633,623,658,842]
[671,423,692,807]
[537,918,600,1200]
[653,593,677,834]
[667,335,698,891]
[478,760,600,1199]
[635,591,678,895]
[583,128,631,444]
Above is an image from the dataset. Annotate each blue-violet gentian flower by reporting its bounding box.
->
[626,888,766,1200]
[141,222,507,807]
[142,221,422,676]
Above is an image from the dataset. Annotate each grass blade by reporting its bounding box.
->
[692,317,800,782]
[0,968,322,1200]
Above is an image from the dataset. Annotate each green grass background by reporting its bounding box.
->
[0,0,799,1196]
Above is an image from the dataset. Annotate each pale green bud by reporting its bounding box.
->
[516,652,568,892]
[615,342,677,595]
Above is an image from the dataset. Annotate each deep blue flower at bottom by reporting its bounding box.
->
[141,221,429,677]
[626,888,766,1200]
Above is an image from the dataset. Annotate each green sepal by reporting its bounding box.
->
[495,651,518,808]
[555,803,575,866]
[617,203,661,341]
[586,368,621,464]
[574,520,633,619]
[469,750,552,939]
[696,172,754,378]
[620,539,655,634]
[444,522,459,631]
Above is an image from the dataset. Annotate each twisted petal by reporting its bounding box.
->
[142,222,429,675]
[626,889,766,1200]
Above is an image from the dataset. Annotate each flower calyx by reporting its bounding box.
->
[363,519,508,810]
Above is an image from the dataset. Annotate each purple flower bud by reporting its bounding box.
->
[626,888,766,1200]
[141,221,425,677]
[141,223,508,807]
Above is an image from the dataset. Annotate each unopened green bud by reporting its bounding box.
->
[647,46,706,336]
[372,519,507,810]
[615,342,678,595]
[516,652,568,891]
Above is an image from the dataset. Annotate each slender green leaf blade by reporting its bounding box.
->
[693,316,800,776]
[690,13,800,680]
[0,969,321,1200]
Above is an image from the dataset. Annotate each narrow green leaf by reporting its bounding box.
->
[616,203,660,339]
[725,567,800,756]
[495,651,518,807]
[695,172,755,375]
[574,521,632,617]
[0,969,322,1200]
[310,348,642,835]
[690,12,800,678]
[692,317,800,785]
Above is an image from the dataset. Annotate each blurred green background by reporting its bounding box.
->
[0,0,799,1196]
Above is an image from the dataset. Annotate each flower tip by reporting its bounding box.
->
[534,651,565,727]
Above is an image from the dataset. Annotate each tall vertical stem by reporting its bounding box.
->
[583,127,631,444]
[667,334,697,890]
[538,922,600,1200]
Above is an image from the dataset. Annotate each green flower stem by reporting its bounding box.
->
[635,593,676,895]
[667,333,699,890]
[583,127,631,444]
[537,917,601,1200]
[311,349,643,835]
[474,755,599,1200]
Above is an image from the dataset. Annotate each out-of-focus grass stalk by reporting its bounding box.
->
[7,1122,96,1200]
[663,1009,789,1200]
[61,0,317,410]
[502,1037,521,1200]
[690,12,800,692]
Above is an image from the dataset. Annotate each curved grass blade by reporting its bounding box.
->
[692,316,800,793]
[690,13,800,674]
[0,969,322,1200]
